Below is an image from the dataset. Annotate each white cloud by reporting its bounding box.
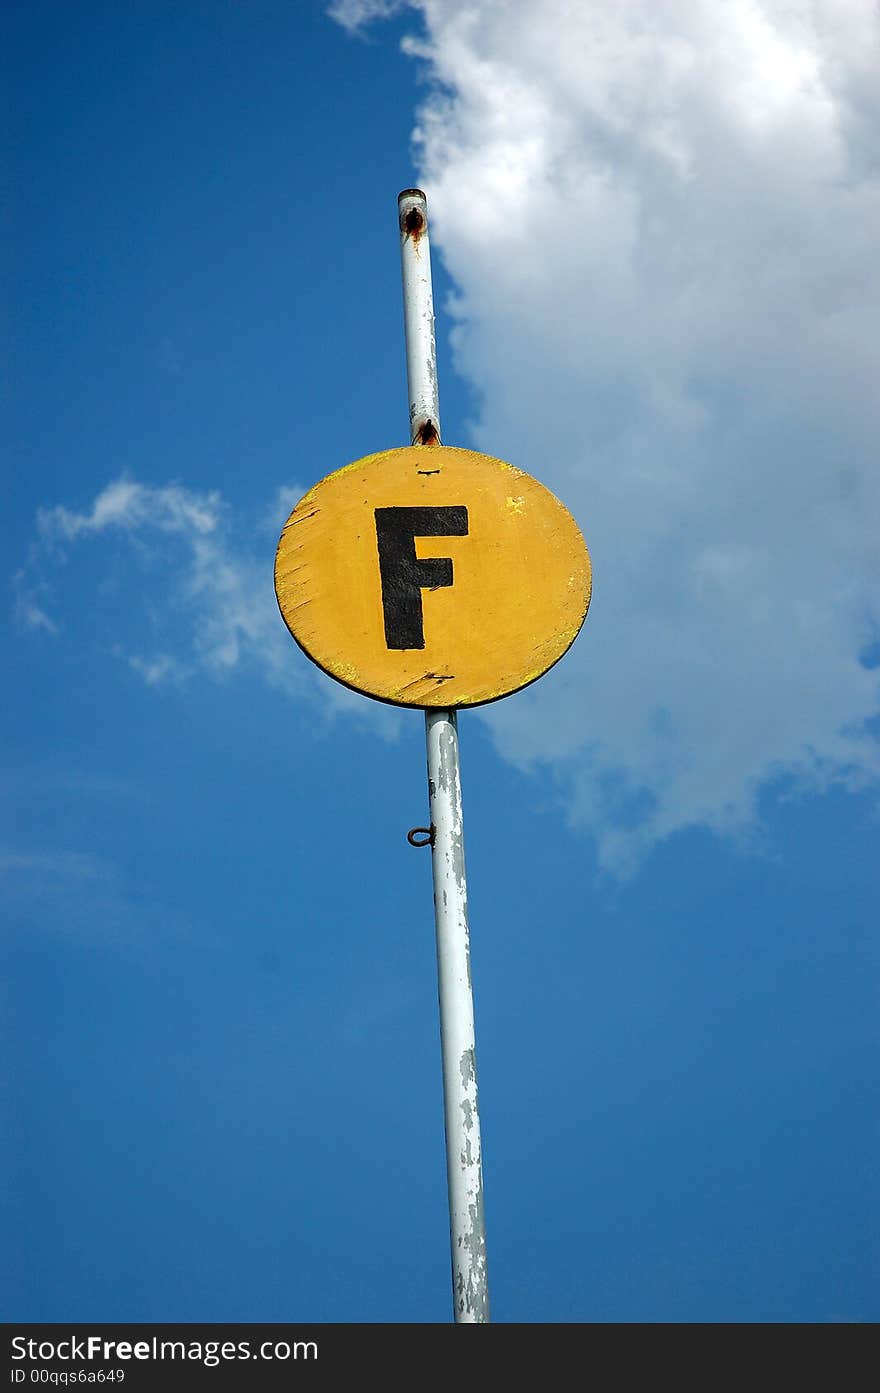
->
[337,0,880,869]
[0,847,142,944]
[12,570,58,634]
[327,0,409,33]
[23,476,399,733]
[126,652,191,686]
[38,476,222,544]
[0,847,114,881]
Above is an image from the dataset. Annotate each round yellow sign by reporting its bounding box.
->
[274,445,591,709]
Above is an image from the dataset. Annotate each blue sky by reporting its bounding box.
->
[3,0,878,1322]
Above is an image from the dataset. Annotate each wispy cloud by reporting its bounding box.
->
[19,474,400,732]
[125,652,191,686]
[0,847,162,946]
[334,0,880,870]
[37,476,222,545]
[12,571,58,635]
[0,847,114,881]
[327,0,410,34]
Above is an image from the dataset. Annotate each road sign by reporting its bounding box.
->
[274,444,591,709]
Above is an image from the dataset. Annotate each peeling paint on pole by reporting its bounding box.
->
[400,189,490,1322]
[427,709,489,1322]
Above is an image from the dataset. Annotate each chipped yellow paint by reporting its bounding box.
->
[274,444,591,709]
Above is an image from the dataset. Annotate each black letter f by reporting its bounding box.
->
[374,506,468,649]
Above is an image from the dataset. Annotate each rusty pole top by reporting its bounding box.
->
[398,189,441,447]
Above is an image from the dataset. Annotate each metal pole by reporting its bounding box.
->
[398,188,489,1323]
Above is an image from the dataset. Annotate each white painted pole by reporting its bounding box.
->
[398,188,489,1323]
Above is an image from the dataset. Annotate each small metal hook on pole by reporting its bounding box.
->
[406,825,435,848]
